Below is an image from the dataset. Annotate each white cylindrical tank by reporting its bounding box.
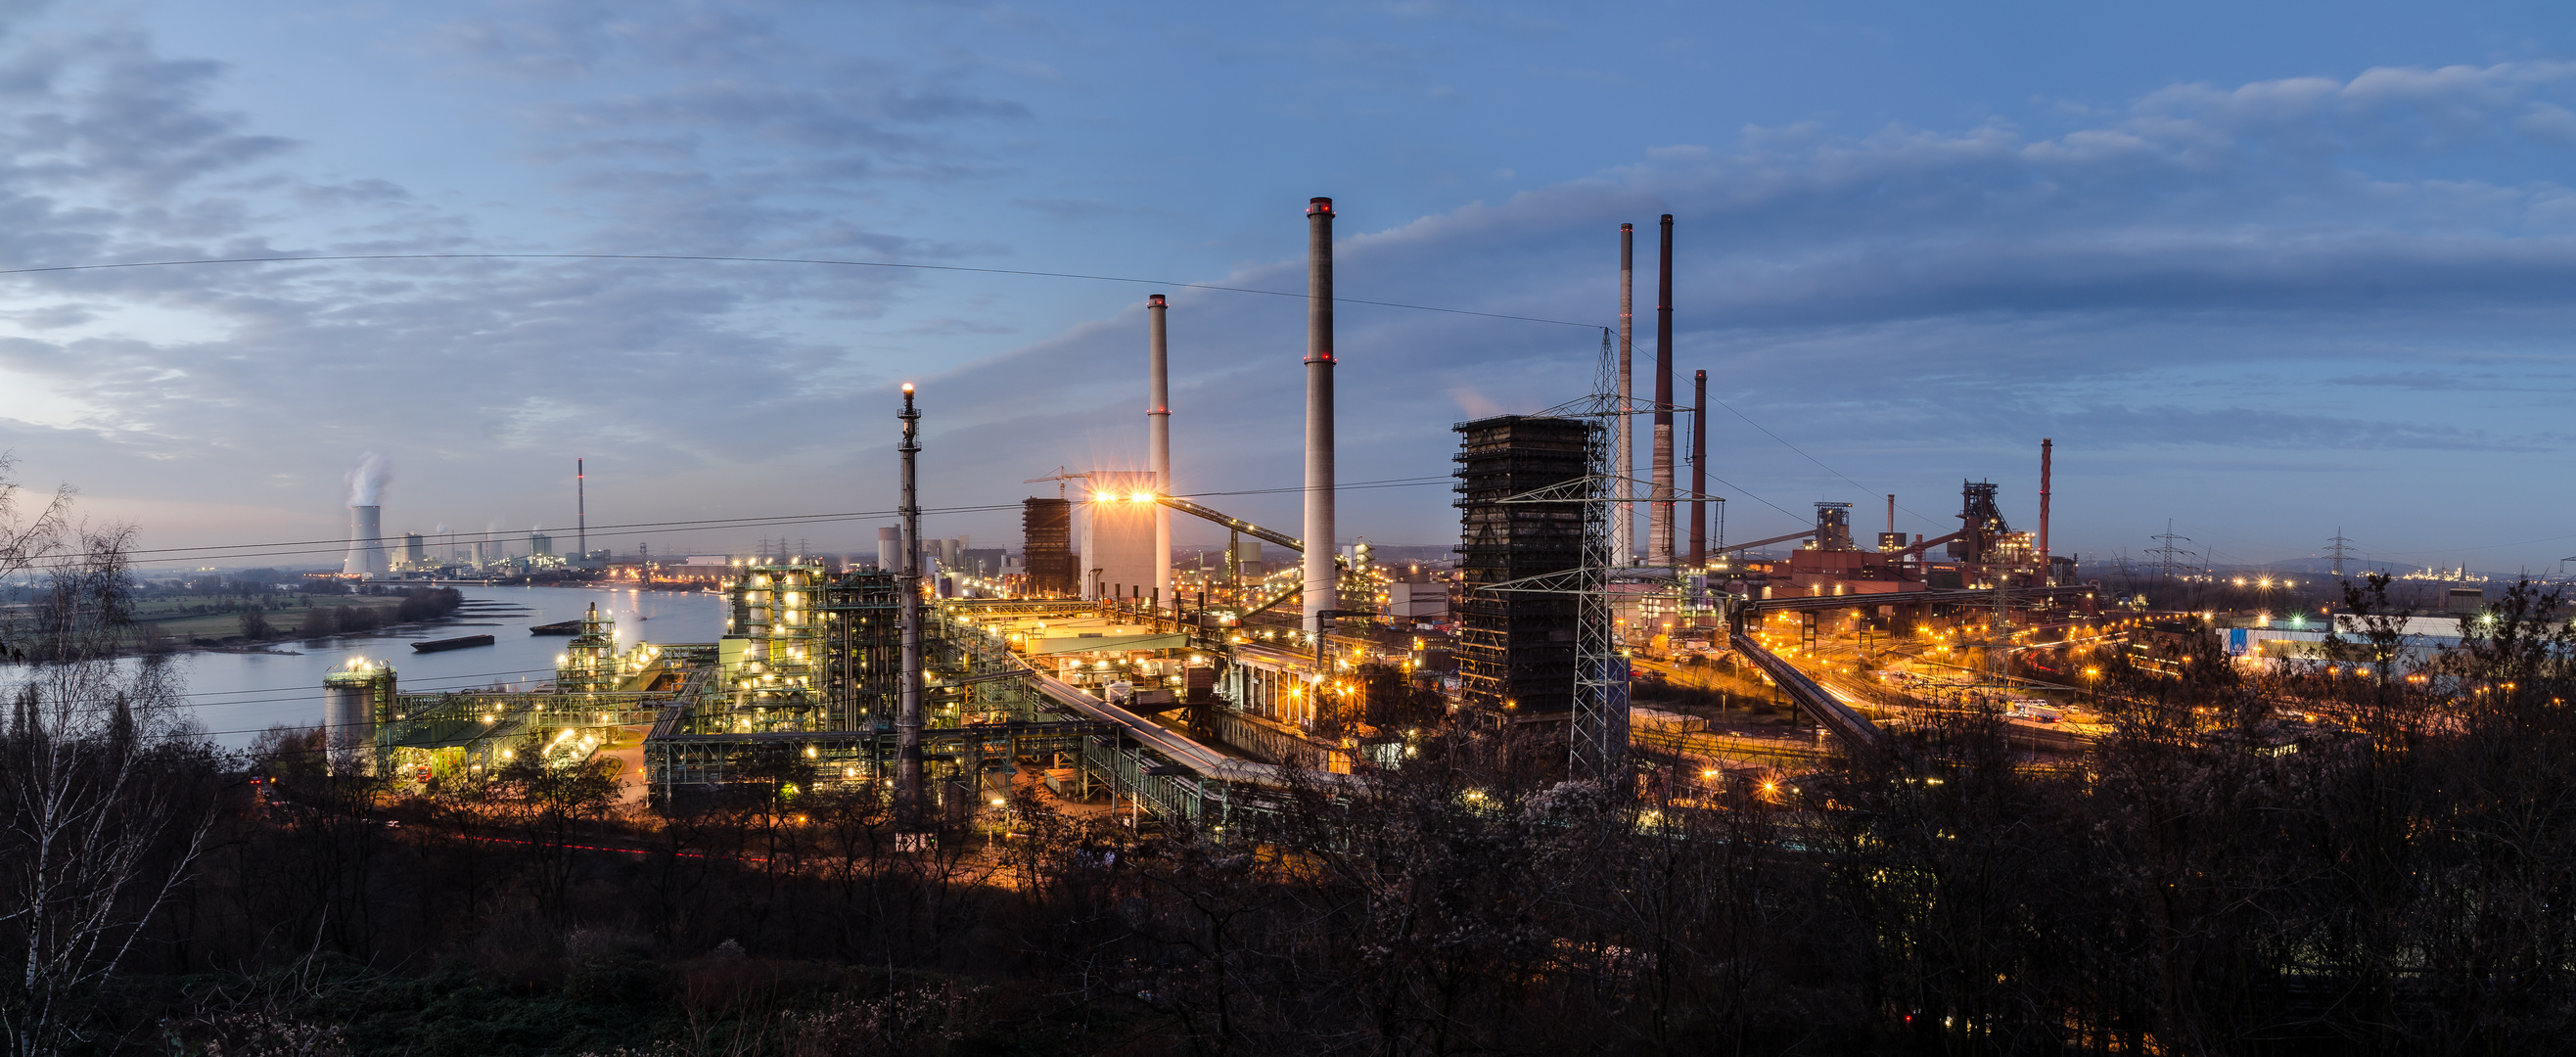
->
[322,661,393,776]
[876,527,899,572]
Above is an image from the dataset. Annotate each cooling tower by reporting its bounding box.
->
[342,506,388,575]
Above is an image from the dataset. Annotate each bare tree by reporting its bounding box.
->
[0,463,219,1055]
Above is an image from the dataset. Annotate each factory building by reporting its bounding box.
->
[1081,470,1161,602]
[1021,498,1077,596]
[1453,415,1590,715]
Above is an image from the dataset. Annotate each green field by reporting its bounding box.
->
[130,595,407,647]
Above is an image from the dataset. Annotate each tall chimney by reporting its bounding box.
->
[1147,294,1173,599]
[1688,369,1707,568]
[1303,198,1338,635]
[1616,223,1634,566]
[1887,494,1896,538]
[1650,213,1676,566]
[2039,437,2053,572]
[575,458,586,558]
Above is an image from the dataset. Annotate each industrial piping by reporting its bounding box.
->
[896,384,926,828]
[1650,214,1676,566]
[1147,294,1173,604]
[1303,198,1337,636]
[1616,222,1634,566]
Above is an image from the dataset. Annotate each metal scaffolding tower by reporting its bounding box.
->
[1463,330,1708,784]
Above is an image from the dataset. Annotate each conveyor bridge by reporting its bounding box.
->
[1730,631,1888,753]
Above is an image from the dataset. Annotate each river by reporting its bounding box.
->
[149,585,726,747]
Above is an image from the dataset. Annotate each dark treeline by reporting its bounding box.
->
[270,587,464,641]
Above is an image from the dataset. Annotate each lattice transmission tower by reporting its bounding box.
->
[2146,520,2197,583]
[1473,329,1719,783]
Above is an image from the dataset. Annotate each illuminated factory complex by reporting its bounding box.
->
[327,199,2103,822]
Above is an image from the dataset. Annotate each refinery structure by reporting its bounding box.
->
[324,199,2107,831]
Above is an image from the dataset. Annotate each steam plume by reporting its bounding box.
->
[345,451,391,507]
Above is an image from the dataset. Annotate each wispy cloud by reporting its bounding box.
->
[0,2,2569,566]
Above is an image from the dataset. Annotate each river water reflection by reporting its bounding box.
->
[143,586,726,748]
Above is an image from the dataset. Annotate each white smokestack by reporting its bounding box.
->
[1147,294,1173,600]
[1303,197,1337,634]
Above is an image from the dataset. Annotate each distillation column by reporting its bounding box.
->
[896,385,925,828]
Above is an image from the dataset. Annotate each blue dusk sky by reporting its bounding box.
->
[0,0,2572,574]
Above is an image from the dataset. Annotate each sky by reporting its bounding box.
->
[1,0,2573,575]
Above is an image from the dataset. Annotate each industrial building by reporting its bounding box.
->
[1453,414,1592,715]
[1081,471,1162,602]
[325,199,2119,843]
[1021,498,1077,596]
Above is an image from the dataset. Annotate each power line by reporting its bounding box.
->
[2326,528,2355,577]
[15,504,1007,564]
[2146,520,2197,583]
[0,253,1605,331]
[12,475,1475,571]
[1707,393,1941,528]
[0,665,581,718]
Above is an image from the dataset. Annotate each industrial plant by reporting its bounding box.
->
[320,198,2121,834]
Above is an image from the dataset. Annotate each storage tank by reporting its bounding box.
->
[322,660,396,776]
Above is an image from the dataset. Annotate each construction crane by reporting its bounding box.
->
[1023,467,1090,500]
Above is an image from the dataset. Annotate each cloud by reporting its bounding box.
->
[3,13,2574,568]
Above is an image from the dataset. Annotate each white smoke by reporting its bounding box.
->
[345,451,391,507]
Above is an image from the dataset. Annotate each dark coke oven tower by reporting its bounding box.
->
[1454,415,1590,716]
[1021,497,1076,597]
